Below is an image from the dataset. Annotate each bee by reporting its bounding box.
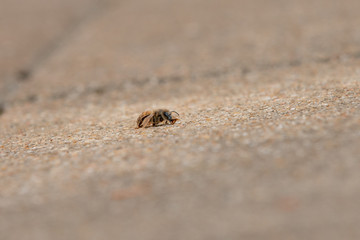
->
[136,109,180,128]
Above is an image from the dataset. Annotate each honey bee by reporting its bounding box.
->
[136,109,180,128]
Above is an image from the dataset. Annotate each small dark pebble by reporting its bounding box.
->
[0,103,5,116]
[26,94,38,103]
[16,69,32,81]
[94,87,106,95]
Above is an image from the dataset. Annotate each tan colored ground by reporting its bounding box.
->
[1,0,360,239]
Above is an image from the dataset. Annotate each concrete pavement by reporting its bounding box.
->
[1,0,360,239]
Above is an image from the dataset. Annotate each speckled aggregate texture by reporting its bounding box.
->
[1,0,360,239]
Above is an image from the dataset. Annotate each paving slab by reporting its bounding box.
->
[1,0,360,239]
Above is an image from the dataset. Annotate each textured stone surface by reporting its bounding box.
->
[1,0,360,239]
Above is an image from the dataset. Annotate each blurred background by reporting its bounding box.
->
[2,0,360,105]
[1,0,360,239]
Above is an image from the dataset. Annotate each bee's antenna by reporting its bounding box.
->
[170,111,180,117]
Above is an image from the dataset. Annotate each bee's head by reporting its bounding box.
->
[164,111,180,124]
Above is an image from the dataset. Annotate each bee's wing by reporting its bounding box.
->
[137,111,151,128]
[140,113,155,128]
